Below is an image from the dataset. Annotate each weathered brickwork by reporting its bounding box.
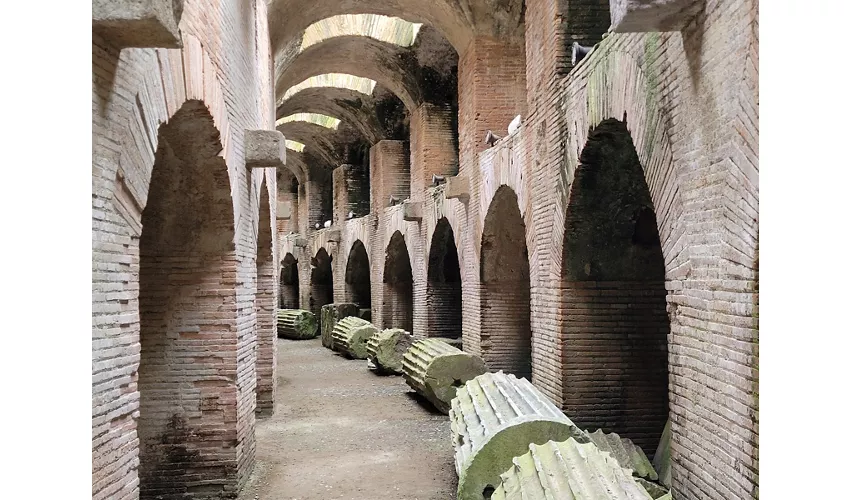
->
[95,1,757,498]
[92,0,276,497]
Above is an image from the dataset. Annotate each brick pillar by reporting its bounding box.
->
[297,183,308,235]
[369,140,411,211]
[410,103,458,200]
[276,172,298,236]
[333,164,370,225]
[457,36,527,354]
[306,178,323,231]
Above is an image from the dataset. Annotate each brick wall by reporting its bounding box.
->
[92,0,276,495]
[256,179,277,419]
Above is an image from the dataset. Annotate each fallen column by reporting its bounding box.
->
[402,338,487,414]
[366,328,413,375]
[585,429,658,481]
[490,438,654,500]
[431,336,463,350]
[277,309,318,340]
[450,371,589,500]
[320,303,359,349]
[331,316,378,359]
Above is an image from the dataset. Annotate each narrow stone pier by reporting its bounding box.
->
[239,338,457,499]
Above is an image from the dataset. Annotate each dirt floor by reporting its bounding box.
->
[238,338,458,500]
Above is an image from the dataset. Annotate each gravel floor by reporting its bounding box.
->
[237,337,458,500]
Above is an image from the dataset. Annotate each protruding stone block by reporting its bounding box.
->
[609,0,703,33]
[332,317,378,359]
[586,429,658,481]
[366,329,414,375]
[652,420,671,488]
[294,237,308,248]
[403,201,423,222]
[320,303,359,349]
[92,0,183,48]
[276,201,292,220]
[276,309,318,340]
[402,339,487,414]
[450,371,589,500]
[326,228,341,242]
[245,130,286,169]
[636,478,670,499]
[445,175,470,202]
[491,438,654,500]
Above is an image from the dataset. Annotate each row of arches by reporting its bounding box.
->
[281,118,668,451]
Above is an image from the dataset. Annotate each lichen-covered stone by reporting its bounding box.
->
[320,303,359,349]
[402,338,487,414]
[635,478,670,499]
[652,420,671,488]
[450,371,589,500]
[331,316,377,358]
[586,428,658,481]
[492,438,654,500]
[366,329,413,375]
[277,309,318,340]
[432,336,463,350]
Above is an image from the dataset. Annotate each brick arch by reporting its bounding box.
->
[480,185,531,380]
[137,99,239,497]
[345,239,372,309]
[426,217,462,339]
[255,176,277,418]
[552,50,682,277]
[276,37,421,111]
[382,230,414,331]
[560,118,669,453]
[309,247,334,319]
[268,0,525,58]
[280,252,300,308]
[276,87,387,144]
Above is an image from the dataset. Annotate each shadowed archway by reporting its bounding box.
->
[280,253,300,309]
[480,186,531,380]
[345,240,372,309]
[427,218,462,338]
[383,231,413,331]
[138,100,239,497]
[560,118,669,452]
[310,248,334,320]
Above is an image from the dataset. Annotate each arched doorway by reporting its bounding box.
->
[280,253,299,308]
[138,100,238,496]
[345,240,371,309]
[427,218,462,338]
[310,247,334,319]
[382,231,413,331]
[480,186,531,380]
[256,180,276,418]
[561,118,669,452]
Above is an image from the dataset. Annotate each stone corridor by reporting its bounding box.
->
[238,339,456,500]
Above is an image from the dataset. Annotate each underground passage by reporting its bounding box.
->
[93,2,759,499]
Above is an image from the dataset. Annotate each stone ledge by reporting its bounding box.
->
[609,0,703,33]
[445,175,470,202]
[92,0,183,48]
[245,130,286,169]
[403,201,423,221]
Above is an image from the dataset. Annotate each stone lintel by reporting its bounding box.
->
[609,0,703,32]
[403,201,423,222]
[92,0,183,48]
[445,175,470,202]
[245,130,286,169]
